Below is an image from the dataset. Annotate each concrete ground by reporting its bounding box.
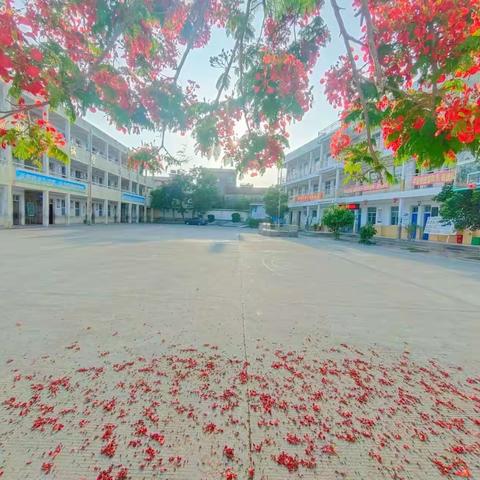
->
[0,224,479,480]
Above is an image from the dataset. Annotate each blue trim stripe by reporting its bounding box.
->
[121,192,145,204]
[15,168,86,193]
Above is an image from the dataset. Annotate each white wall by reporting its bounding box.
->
[207,209,248,221]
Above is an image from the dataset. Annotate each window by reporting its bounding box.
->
[390,206,399,225]
[75,201,80,217]
[61,200,66,216]
[431,206,439,217]
[99,203,103,217]
[324,179,336,195]
[61,166,66,177]
[367,207,377,224]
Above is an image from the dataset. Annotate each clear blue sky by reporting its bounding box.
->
[86,2,358,186]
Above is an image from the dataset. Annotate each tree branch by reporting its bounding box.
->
[238,0,253,134]
[331,0,380,165]
[360,0,385,92]
[0,101,49,120]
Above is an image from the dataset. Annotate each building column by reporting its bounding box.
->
[42,154,48,174]
[128,203,132,223]
[397,198,404,239]
[117,201,121,223]
[150,207,154,223]
[65,193,71,225]
[417,204,424,239]
[334,167,341,201]
[135,205,139,223]
[42,190,49,226]
[19,191,25,226]
[104,199,108,224]
[3,185,13,228]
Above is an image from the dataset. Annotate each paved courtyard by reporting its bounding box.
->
[0,225,479,480]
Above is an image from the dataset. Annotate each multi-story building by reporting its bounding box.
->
[285,122,480,244]
[0,83,156,228]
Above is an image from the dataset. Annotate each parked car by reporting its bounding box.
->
[185,217,207,225]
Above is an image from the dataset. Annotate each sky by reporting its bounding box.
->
[85,1,358,187]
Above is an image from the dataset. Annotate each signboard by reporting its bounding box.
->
[15,168,86,193]
[423,216,455,235]
[343,182,390,194]
[121,192,146,205]
[412,170,455,187]
[294,192,324,203]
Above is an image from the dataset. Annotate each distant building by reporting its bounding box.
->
[205,168,237,196]
[151,166,271,213]
[151,176,170,188]
[249,203,266,219]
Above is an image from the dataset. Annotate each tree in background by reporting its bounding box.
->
[150,167,220,218]
[322,205,354,239]
[264,186,288,220]
[163,173,192,219]
[190,168,220,216]
[150,187,172,218]
[435,184,480,231]
[1,1,478,177]
[225,196,251,211]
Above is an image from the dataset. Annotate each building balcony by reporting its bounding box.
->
[285,170,320,185]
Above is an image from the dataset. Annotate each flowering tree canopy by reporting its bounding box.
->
[325,0,480,182]
[0,0,479,177]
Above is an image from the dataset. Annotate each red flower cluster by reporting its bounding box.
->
[330,127,351,157]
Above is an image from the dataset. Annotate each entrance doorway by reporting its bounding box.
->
[422,205,431,240]
[354,209,361,233]
[13,195,20,226]
[49,200,54,225]
[24,191,43,225]
[410,206,419,239]
[121,203,129,223]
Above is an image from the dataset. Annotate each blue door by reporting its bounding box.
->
[411,207,418,239]
[422,212,431,240]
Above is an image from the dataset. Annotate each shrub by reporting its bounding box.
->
[231,212,241,223]
[247,217,261,228]
[207,214,215,223]
[359,224,377,244]
[321,205,354,239]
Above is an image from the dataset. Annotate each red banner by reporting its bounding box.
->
[294,192,324,202]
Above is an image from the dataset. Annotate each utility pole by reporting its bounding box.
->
[87,128,94,225]
[277,166,282,229]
